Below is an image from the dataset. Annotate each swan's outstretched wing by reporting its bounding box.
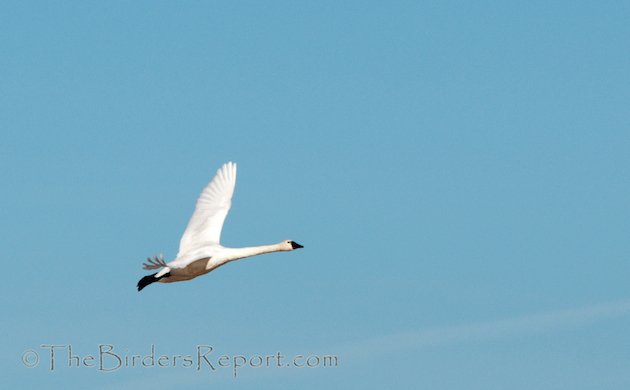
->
[177,162,237,257]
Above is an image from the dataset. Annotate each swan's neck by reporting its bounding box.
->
[220,243,284,262]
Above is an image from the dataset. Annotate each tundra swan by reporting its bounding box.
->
[137,162,303,291]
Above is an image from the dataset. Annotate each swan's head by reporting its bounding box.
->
[281,240,303,251]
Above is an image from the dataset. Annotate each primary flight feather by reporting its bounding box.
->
[137,162,303,291]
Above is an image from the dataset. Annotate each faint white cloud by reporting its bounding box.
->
[343,298,630,357]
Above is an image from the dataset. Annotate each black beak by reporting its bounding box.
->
[291,241,304,249]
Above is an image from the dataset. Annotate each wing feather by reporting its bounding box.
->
[177,162,237,257]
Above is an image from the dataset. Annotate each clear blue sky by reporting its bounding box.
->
[2,1,630,389]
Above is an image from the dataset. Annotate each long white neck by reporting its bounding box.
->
[220,243,285,263]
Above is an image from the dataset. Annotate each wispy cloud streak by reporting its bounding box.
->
[344,298,630,357]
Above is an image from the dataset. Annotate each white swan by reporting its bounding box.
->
[137,162,303,291]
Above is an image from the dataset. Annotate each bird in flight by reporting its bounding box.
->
[137,162,303,291]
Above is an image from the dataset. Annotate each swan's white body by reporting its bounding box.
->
[137,162,302,291]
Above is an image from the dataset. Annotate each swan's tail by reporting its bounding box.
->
[142,254,167,270]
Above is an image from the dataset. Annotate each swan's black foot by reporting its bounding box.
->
[137,272,171,292]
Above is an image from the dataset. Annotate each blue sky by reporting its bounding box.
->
[1,1,630,388]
